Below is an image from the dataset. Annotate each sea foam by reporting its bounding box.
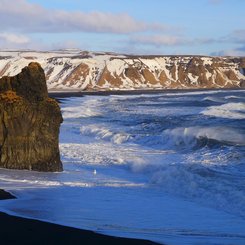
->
[202,102,245,119]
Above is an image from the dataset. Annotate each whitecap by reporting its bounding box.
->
[201,102,245,119]
[80,125,132,144]
[62,106,101,119]
[202,96,224,103]
[162,126,245,147]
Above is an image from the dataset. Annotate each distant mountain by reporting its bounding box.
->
[0,50,244,90]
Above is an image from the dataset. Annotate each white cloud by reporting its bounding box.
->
[219,29,245,44]
[228,30,245,43]
[0,0,241,55]
[0,0,167,34]
[0,32,30,44]
[131,35,190,46]
[212,45,245,56]
[130,35,217,47]
[50,40,80,50]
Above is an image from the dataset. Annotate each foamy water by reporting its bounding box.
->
[0,89,245,245]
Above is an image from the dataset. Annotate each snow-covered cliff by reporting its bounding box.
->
[0,50,244,90]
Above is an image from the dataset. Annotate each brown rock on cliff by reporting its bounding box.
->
[0,62,63,172]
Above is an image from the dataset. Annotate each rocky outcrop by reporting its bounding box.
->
[0,50,245,90]
[240,80,245,88]
[0,189,16,199]
[0,62,63,172]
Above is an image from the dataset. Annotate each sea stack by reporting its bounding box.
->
[0,62,63,172]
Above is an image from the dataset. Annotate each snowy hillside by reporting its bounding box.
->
[0,50,244,90]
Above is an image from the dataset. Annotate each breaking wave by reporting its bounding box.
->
[63,91,245,218]
[162,126,245,148]
[79,124,245,149]
[202,102,245,119]
[62,106,101,119]
[202,96,224,103]
[80,125,132,144]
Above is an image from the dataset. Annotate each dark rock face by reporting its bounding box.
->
[96,56,243,89]
[240,80,245,88]
[0,189,16,200]
[0,62,63,172]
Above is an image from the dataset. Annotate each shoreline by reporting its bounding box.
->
[0,189,161,245]
[0,189,16,200]
[48,87,245,98]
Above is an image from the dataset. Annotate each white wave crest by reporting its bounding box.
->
[162,126,245,146]
[61,97,105,119]
[62,106,101,119]
[80,125,131,144]
[60,143,144,165]
[224,95,243,100]
[201,102,245,119]
[0,169,145,190]
[202,96,224,103]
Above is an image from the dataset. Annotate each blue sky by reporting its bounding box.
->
[0,0,244,55]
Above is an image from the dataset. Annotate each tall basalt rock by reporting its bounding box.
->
[0,62,63,172]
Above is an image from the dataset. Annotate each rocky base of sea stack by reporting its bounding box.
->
[0,62,63,172]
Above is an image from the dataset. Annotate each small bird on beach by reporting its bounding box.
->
[93,169,97,175]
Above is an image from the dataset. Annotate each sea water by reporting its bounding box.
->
[0,89,245,245]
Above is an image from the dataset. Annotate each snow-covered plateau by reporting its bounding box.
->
[0,50,244,90]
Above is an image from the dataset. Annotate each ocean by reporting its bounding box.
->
[0,89,245,245]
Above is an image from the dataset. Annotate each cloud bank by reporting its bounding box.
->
[131,35,190,46]
[0,32,30,44]
[0,0,166,34]
[0,0,244,55]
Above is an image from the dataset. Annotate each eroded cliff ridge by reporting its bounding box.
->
[0,50,244,90]
[0,62,63,172]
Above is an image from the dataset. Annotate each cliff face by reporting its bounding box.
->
[0,50,245,90]
[0,62,63,172]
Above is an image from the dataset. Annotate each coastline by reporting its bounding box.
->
[49,87,245,98]
[0,189,160,245]
[0,189,16,200]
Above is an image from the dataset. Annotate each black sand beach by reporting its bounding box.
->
[0,190,160,245]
